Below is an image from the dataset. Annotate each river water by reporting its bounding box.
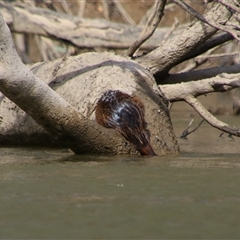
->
[1,105,240,239]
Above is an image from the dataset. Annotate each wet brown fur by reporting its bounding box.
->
[95,90,156,156]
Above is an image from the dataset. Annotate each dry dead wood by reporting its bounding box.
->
[0,1,172,50]
[1,0,240,152]
[0,10,179,155]
[162,71,240,137]
[127,0,166,57]
[135,2,233,78]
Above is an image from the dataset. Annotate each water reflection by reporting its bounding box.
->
[1,114,240,239]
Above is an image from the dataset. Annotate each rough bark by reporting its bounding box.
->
[0,0,238,154]
[0,1,175,50]
[136,2,232,79]
[0,11,179,155]
[162,71,240,102]
[0,11,133,154]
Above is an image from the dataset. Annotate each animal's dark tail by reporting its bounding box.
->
[137,143,156,156]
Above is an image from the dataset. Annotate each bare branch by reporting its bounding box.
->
[152,32,233,83]
[177,32,233,63]
[136,2,232,77]
[173,0,240,41]
[172,0,210,25]
[181,119,194,138]
[127,0,167,57]
[112,0,135,25]
[180,119,205,138]
[184,95,240,137]
[161,72,240,101]
[218,0,240,13]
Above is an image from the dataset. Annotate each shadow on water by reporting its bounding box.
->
[1,114,240,239]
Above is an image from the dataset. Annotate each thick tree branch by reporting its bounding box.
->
[136,2,232,79]
[176,32,233,64]
[0,10,133,154]
[152,32,233,82]
[161,72,240,101]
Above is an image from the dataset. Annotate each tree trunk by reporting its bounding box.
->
[0,12,179,155]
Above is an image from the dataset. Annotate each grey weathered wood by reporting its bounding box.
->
[0,1,173,49]
[0,9,179,155]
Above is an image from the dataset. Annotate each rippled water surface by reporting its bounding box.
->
[1,113,240,239]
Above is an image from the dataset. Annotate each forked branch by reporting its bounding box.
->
[162,72,240,137]
[162,72,240,100]
[136,2,232,77]
[180,119,205,138]
[173,0,240,41]
[184,95,240,137]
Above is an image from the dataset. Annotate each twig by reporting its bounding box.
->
[184,95,240,137]
[139,2,174,25]
[179,37,238,73]
[180,119,205,138]
[135,2,231,77]
[153,30,233,79]
[172,0,210,25]
[127,0,167,57]
[60,0,72,15]
[219,132,234,138]
[180,119,194,138]
[112,0,135,25]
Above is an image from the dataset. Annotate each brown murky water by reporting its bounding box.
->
[1,108,240,239]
